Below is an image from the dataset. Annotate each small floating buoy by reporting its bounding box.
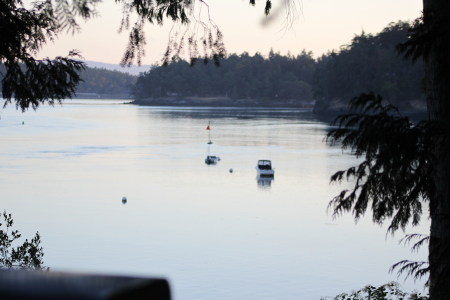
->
[22,121,24,125]
[122,197,127,204]
[229,168,233,173]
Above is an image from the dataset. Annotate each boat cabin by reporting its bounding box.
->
[256,160,275,176]
[257,160,273,170]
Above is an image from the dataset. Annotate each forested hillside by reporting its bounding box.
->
[314,21,424,112]
[132,50,316,104]
[76,67,137,98]
[0,65,137,99]
[131,21,424,111]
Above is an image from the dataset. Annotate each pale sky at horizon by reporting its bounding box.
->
[35,0,422,66]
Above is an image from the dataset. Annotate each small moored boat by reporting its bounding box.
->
[205,155,221,164]
[256,160,274,177]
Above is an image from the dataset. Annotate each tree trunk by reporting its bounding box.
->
[423,1,450,299]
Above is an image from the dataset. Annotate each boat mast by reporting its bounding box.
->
[207,121,212,144]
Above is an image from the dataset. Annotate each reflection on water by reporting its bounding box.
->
[134,106,328,150]
[139,106,318,121]
[0,101,428,300]
[256,175,274,189]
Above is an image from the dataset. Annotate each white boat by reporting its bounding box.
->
[205,155,221,164]
[256,160,274,176]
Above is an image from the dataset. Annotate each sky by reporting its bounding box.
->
[35,0,423,67]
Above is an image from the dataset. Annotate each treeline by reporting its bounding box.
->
[132,21,424,109]
[314,21,424,110]
[76,67,137,96]
[0,65,136,98]
[133,49,316,103]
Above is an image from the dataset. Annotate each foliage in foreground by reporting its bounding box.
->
[321,282,428,300]
[326,92,434,234]
[1,0,92,111]
[326,93,436,283]
[0,211,47,270]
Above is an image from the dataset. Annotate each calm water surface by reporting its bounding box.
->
[1,100,428,299]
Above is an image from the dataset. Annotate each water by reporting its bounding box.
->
[1,100,428,299]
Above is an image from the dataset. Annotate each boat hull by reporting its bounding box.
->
[256,167,275,177]
[205,156,220,164]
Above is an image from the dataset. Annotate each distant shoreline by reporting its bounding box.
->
[130,97,315,108]
[129,98,427,119]
[74,93,133,99]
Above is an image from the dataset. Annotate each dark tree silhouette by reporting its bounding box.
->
[0,0,100,111]
[326,3,450,299]
[0,211,47,270]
